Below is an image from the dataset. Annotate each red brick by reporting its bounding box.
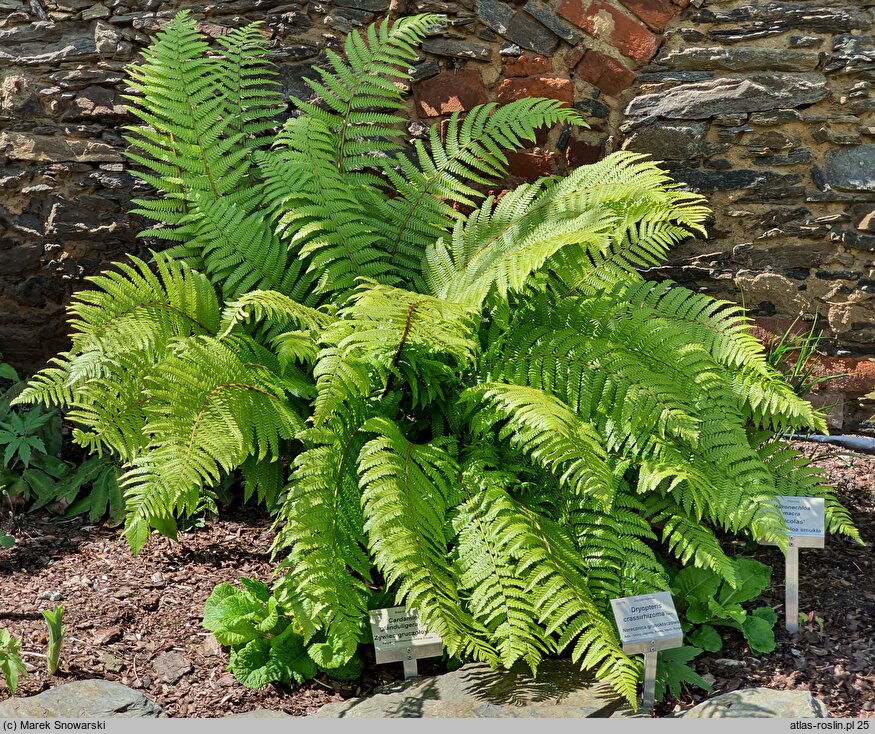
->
[565,46,586,70]
[557,0,661,63]
[617,0,679,31]
[502,55,553,78]
[809,356,875,395]
[497,75,574,105]
[413,68,487,118]
[565,139,603,167]
[506,151,556,181]
[574,49,636,96]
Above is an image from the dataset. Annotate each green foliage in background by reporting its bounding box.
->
[16,11,861,705]
[0,362,122,532]
[0,629,25,696]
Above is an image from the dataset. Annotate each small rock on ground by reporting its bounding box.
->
[677,688,829,718]
[0,680,161,718]
[152,651,192,684]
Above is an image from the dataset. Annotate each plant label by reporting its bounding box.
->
[610,591,683,711]
[610,591,684,656]
[759,496,825,633]
[368,606,443,674]
[762,495,825,548]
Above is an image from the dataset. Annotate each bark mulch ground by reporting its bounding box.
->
[0,442,872,718]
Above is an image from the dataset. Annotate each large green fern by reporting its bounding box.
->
[16,11,862,707]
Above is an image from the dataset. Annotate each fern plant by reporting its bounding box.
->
[16,11,862,706]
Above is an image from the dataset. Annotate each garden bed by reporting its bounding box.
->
[0,442,872,718]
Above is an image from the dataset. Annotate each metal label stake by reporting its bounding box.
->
[758,496,824,632]
[610,591,684,714]
[785,540,799,633]
[402,647,418,679]
[641,646,658,712]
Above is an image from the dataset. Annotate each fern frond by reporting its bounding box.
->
[314,282,478,424]
[122,335,303,553]
[379,100,584,283]
[358,417,494,659]
[213,22,285,143]
[294,14,443,172]
[123,11,268,234]
[272,411,372,666]
[466,382,614,510]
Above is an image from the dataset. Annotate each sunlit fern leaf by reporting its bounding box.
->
[561,483,668,603]
[122,334,303,553]
[465,382,615,510]
[182,194,300,300]
[213,22,285,144]
[313,282,478,425]
[14,255,220,461]
[294,14,443,173]
[123,12,272,237]
[271,411,372,666]
[219,290,334,337]
[506,494,639,705]
[644,495,738,586]
[423,153,707,309]
[377,99,585,284]
[451,457,552,669]
[358,417,496,659]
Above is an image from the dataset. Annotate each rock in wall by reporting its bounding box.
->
[620,0,875,430]
[1,0,873,427]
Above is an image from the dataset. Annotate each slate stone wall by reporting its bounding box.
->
[1,0,874,427]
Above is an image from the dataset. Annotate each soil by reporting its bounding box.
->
[0,442,872,718]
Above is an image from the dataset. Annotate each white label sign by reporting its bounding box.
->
[368,606,443,664]
[610,591,683,655]
[761,495,825,548]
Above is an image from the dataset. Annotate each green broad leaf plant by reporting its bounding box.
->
[15,12,862,705]
[671,556,778,655]
[0,629,26,696]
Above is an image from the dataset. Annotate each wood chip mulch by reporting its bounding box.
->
[0,442,872,718]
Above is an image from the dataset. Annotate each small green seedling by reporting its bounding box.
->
[0,628,26,695]
[41,605,65,676]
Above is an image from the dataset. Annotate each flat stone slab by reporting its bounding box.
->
[677,688,829,718]
[0,680,161,718]
[311,661,632,718]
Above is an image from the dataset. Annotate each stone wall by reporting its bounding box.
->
[1,0,874,427]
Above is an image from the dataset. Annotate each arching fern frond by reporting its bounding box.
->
[465,382,614,510]
[358,417,495,659]
[379,99,585,283]
[122,335,304,553]
[294,14,443,173]
[123,11,273,236]
[272,409,372,667]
